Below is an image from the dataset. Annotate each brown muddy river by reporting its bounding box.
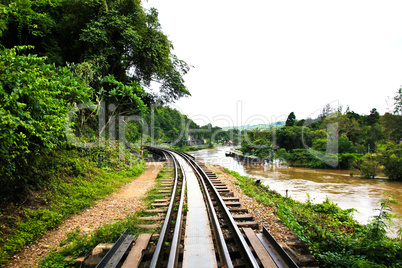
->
[190,146,402,234]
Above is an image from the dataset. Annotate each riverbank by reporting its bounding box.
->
[190,146,402,229]
[217,166,402,267]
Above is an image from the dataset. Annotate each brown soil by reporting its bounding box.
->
[6,162,163,268]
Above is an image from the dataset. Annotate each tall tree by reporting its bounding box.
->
[393,87,402,115]
[381,113,402,144]
[0,0,190,105]
[365,108,380,126]
[285,112,296,127]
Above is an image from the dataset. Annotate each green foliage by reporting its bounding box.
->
[277,126,304,151]
[381,113,402,144]
[225,168,402,268]
[0,0,56,46]
[142,105,235,146]
[240,105,402,174]
[0,46,91,189]
[285,111,296,127]
[379,143,402,181]
[100,74,148,115]
[276,203,305,239]
[393,87,402,115]
[0,0,190,104]
[366,193,399,240]
[0,147,145,266]
[338,134,357,154]
[356,153,380,179]
[38,166,172,267]
[339,153,362,169]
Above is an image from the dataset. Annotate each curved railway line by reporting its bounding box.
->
[93,146,314,268]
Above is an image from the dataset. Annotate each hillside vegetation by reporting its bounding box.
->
[0,0,188,265]
[240,106,402,180]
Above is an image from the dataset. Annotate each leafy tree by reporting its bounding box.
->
[0,0,55,48]
[319,104,335,120]
[361,123,383,152]
[393,87,402,115]
[99,74,148,116]
[323,112,361,142]
[338,134,357,154]
[0,0,190,105]
[346,107,362,122]
[379,143,402,181]
[277,126,303,151]
[364,108,380,126]
[142,106,204,144]
[0,46,91,194]
[356,153,380,179]
[285,111,296,126]
[381,113,402,144]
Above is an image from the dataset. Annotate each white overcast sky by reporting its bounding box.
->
[143,0,402,127]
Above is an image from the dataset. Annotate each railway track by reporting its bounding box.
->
[94,147,302,268]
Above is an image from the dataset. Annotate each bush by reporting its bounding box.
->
[355,153,380,179]
[0,46,91,193]
[380,143,402,181]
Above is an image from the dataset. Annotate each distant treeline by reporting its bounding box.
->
[139,106,240,145]
[240,106,402,180]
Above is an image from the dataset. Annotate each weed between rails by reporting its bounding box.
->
[224,168,402,268]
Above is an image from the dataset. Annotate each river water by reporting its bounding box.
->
[190,146,402,234]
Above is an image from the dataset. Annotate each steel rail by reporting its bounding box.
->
[174,149,259,268]
[146,146,232,267]
[183,154,233,268]
[260,227,299,268]
[149,150,179,268]
[95,228,135,268]
[96,146,300,267]
[146,146,260,267]
[167,152,187,267]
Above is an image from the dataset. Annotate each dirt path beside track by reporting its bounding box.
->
[7,162,163,268]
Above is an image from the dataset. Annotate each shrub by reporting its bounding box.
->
[380,143,402,181]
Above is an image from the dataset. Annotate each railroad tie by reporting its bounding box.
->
[158,190,171,193]
[150,199,169,207]
[136,216,164,221]
[211,182,223,186]
[121,233,152,268]
[232,214,254,221]
[222,197,240,202]
[135,224,159,229]
[144,208,167,213]
[236,221,259,229]
[224,201,241,207]
[243,228,276,268]
[153,199,168,203]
